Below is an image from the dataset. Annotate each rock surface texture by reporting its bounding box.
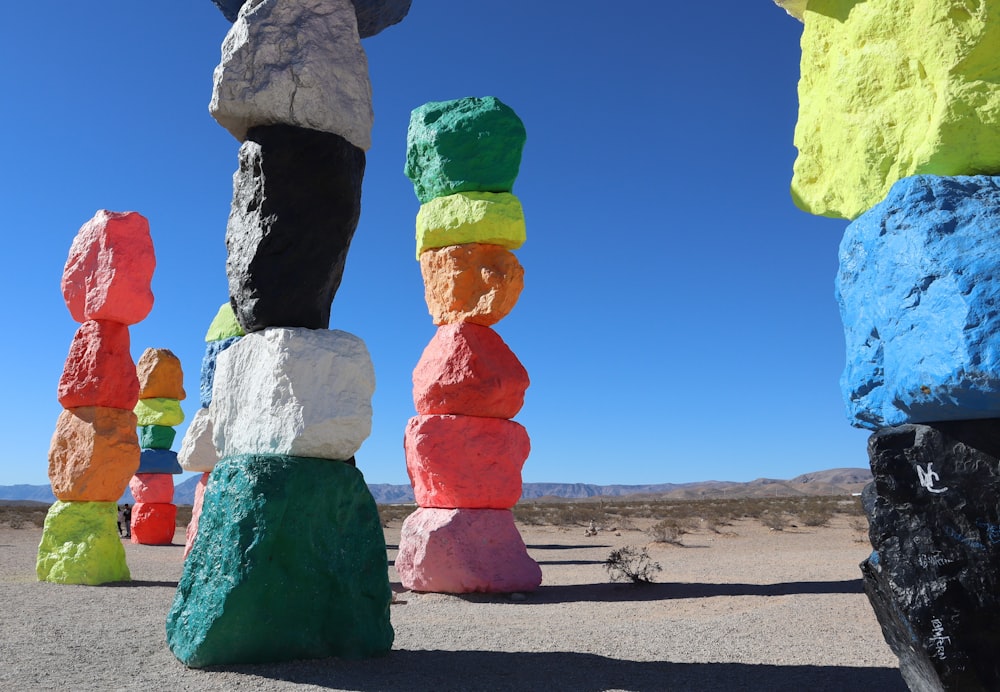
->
[200,336,241,408]
[791,0,1000,219]
[862,421,1000,691]
[57,320,138,410]
[226,124,365,332]
[420,243,524,326]
[48,407,140,502]
[837,176,1000,429]
[178,408,219,473]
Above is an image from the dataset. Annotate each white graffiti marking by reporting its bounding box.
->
[917,463,948,494]
[929,618,950,660]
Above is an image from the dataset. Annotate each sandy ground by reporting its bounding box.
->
[0,516,905,692]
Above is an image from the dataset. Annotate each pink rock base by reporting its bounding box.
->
[396,507,541,593]
[129,473,174,504]
[183,472,210,559]
[130,502,176,545]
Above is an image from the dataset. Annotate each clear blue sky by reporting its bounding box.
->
[0,1,868,487]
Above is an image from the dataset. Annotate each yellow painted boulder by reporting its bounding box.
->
[36,501,130,584]
[415,192,525,259]
[48,407,140,502]
[792,0,1000,219]
[134,398,185,427]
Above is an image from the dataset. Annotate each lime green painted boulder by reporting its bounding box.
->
[134,398,184,427]
[792,0,1000,219]
[36,501,129,584]
[204,302,245,342]
[138,425,176,450]
[415,192,525,259]
[404,96,526,204]
[166,454,393,667]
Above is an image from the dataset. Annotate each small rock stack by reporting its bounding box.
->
[38,210,155,584]
[395,96,542,594]
[166,0,409,667]
[775,2,1000,688]
[130,348,185,545]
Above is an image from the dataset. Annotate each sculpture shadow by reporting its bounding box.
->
[526,543,612,550]
[209,649,906,692]
[103,580,179,588]
[528,579,865,604]
[535,559,606,566]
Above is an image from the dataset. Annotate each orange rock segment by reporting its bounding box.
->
[61,210,155,325]
[419,243,523,326]
[129,473,175,504]
[136,348,186,400]
[57,320,139,410]
[48,407,140,502]
[130,502,176,545]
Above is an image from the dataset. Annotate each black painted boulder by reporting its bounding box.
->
[225,124,365,332]
[166,454,393,667]
[210,0,410,38]
[862,421,1000,691]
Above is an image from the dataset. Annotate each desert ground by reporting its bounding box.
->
[0,512,905,692]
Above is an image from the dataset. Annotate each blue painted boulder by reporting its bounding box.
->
[199,336,240,409]
[137,449,182,475]
[837,175,1000,429]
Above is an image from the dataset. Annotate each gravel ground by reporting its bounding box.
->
[0,516,904,691]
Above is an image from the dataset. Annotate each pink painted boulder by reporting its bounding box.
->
[396,507,541,593]
[129,473,174,504]
[405,415,528,509]
[57,320,139,410]
[412,322,529,418]
[130,502,176,545]
[62,210,155,325]
[183,472,210,559]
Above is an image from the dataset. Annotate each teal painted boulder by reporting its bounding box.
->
[404,96,525,204]
[166,454,393,667]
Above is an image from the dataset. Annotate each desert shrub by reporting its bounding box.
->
[604,545,662,584]
[849,516,870,543]
[646,518,689,545]
[799,507,834,527]
[759,510,789,531]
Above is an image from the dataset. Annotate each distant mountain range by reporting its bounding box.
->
[0,467,872,506]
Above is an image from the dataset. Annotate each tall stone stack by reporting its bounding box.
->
[775,2,1000,689]
[166,0,410,667]
[130,348,185,545]
[395,96,542,594]
[38,210,155,584]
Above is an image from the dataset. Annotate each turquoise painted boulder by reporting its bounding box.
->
[404,96,525,204]
[838,175,1000,429]
[166,454,393,667]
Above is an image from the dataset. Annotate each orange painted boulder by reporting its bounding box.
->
[413,323,529,418]
[405,415,528,509]
[183,472,210,559]
[420,243,523,326]
[62,210,155,325]
[129,473,174,504]
[57,320,139,410]
[136,348,186,401]
[48,407,140,502]
[396,507,541,593]
[130,502,177,545]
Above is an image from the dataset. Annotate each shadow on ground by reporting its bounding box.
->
[529,579,865,604]
[210,649,905,692]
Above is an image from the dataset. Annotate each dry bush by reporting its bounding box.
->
[799,507,834,527]
[377,504,417,527]
[849,516,870,543]
[603,545,662,584]
[0,505,48,529]
[759,510,789,531]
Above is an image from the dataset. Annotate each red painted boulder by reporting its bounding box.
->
[413,323,529,418]
[130,502,177,545]
[48,407,140,502]
[136,348,186,401]
[183,472,210,559]
[129,473,174,504]
[62,210,155,325]
[396,507,541,593]
[405,414,528,509]
[57,320,139,410]
[419,243,523,326]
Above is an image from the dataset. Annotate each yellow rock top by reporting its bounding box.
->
[792,0,1000,219]
[415,192,526,259]
[134,397,185,427]
[37,501,130,584]
[774,0,807,21]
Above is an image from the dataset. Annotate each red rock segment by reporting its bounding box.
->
[129,473,175,504]
[419,243,523,326]
[48,407,140,502]
[130,502,176,545]
[396,507,542,593]
[405,415,528,509]
[57,320,139,410]
[183,472,210,559]
[412,322,528,418]
[61,210,155,326]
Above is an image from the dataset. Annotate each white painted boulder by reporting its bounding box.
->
[177,408,218,473]
[211,327,374,460]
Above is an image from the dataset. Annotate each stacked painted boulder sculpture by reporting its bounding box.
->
[396,96,542,594]
[777,2,1000,689]
[131,348,185,545]
[167,0,408,667]
[39,210,154,584]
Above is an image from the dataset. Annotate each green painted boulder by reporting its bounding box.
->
[138,425,176,450]
[404,96,526,204]
[204,302,245,343]
[36,501,129,584]
[166,454,393,667]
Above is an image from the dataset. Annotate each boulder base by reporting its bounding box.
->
[419,243,524,327]
[57,320,138,410]
[396,507,541,593]
[48,407,139,502]
[36,501,129,584]
[129,473,174,503]
[130,502,177,545]
[166,454,393,667]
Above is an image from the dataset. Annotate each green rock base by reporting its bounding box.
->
[36,501,130,584]
[166,454,393,667]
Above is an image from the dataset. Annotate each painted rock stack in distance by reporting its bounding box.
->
[130,348,185,545]
[396,96,542,594]
[166,0,407,668]
[38,210,155,584]
[775,2,1000,688]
